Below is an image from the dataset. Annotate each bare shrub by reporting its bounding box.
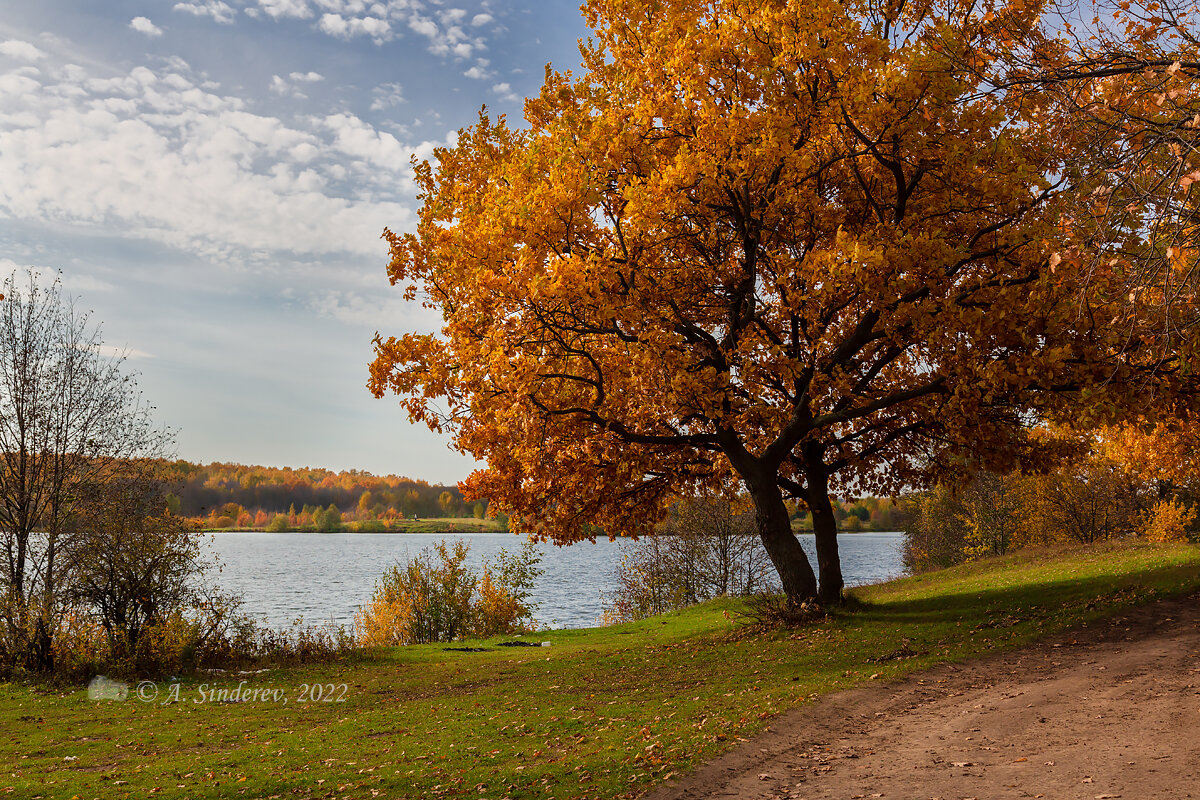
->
[736,594,826,630]
[605,498,777,622]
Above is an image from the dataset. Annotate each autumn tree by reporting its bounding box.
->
[313,503,342,533]
[1017,455,1145,544]
[1096,418,1200,539]
[983,0,1200,338]
[438,490,456,517]
[371,0,1200,605]
[1102,418,1200,497]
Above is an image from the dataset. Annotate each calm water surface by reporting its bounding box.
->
[203,531,906,630]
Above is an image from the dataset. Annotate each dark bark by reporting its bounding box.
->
[808,490,844,605]
[744,470,818,604]
[804,450,844,604]
[30,616,52,673]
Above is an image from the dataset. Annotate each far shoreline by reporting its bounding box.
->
[200,524,904,535]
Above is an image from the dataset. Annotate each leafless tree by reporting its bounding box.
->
[659,499,778,600]
[0,270,171,671]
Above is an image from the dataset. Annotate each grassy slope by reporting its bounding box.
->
[4,540,1199,800]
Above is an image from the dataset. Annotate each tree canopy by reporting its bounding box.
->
[371,0,1200,604]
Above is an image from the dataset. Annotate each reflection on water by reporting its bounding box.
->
[203,531,907,631]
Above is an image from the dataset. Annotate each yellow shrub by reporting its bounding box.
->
[355,539,540,646]
[48,610,107,679]
[1143,498,1196,543]
[354,592,418,647]
[474,568,524,637]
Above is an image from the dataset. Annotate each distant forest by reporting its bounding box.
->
[161,460,905,533]
[161,461,486,531]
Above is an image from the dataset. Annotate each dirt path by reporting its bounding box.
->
[647,593,1200,800]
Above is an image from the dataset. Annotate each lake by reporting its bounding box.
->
[203,531,907,631]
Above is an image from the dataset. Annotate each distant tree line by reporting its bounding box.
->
[788,496,909,533]
[159,461,486,530]
[162,457,909,534]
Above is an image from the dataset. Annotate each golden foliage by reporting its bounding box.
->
[371,0,1200,600]
[355,540,541,645]
[905,431,1153,570]
[1144,498,1197,543]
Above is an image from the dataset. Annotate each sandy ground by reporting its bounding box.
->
[646,593,1200,800]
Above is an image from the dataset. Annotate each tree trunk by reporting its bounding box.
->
[804,454,844,605]
[745,472,818,605]
[808,491,844,605]
[30,615,52,673]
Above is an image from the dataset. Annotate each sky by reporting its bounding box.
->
[0,0,592,483]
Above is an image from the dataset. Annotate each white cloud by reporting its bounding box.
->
[0,40,47,61]
[491,82,519,102]
[269,72,322,97]
[290,142,319,162]
[316,13,347,35]
[406,14,483,58]
[94,344,156,360]
[0,58,431,260]
[317,13,392,43]
[173,2,238,25]
[239,0,492,57]
[463,62,490,80]
[320,112,407,168]
[258,0,313,20]
[369,81,404,111]
[130,17,164,37]
[310,0,403,14]
[407,15,437,40]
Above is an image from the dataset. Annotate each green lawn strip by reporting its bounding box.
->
[364,517,504,534]
[3,540,1198,800]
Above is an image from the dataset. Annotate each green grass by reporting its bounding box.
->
[4,539,1199,800]
[381,517,504,533]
